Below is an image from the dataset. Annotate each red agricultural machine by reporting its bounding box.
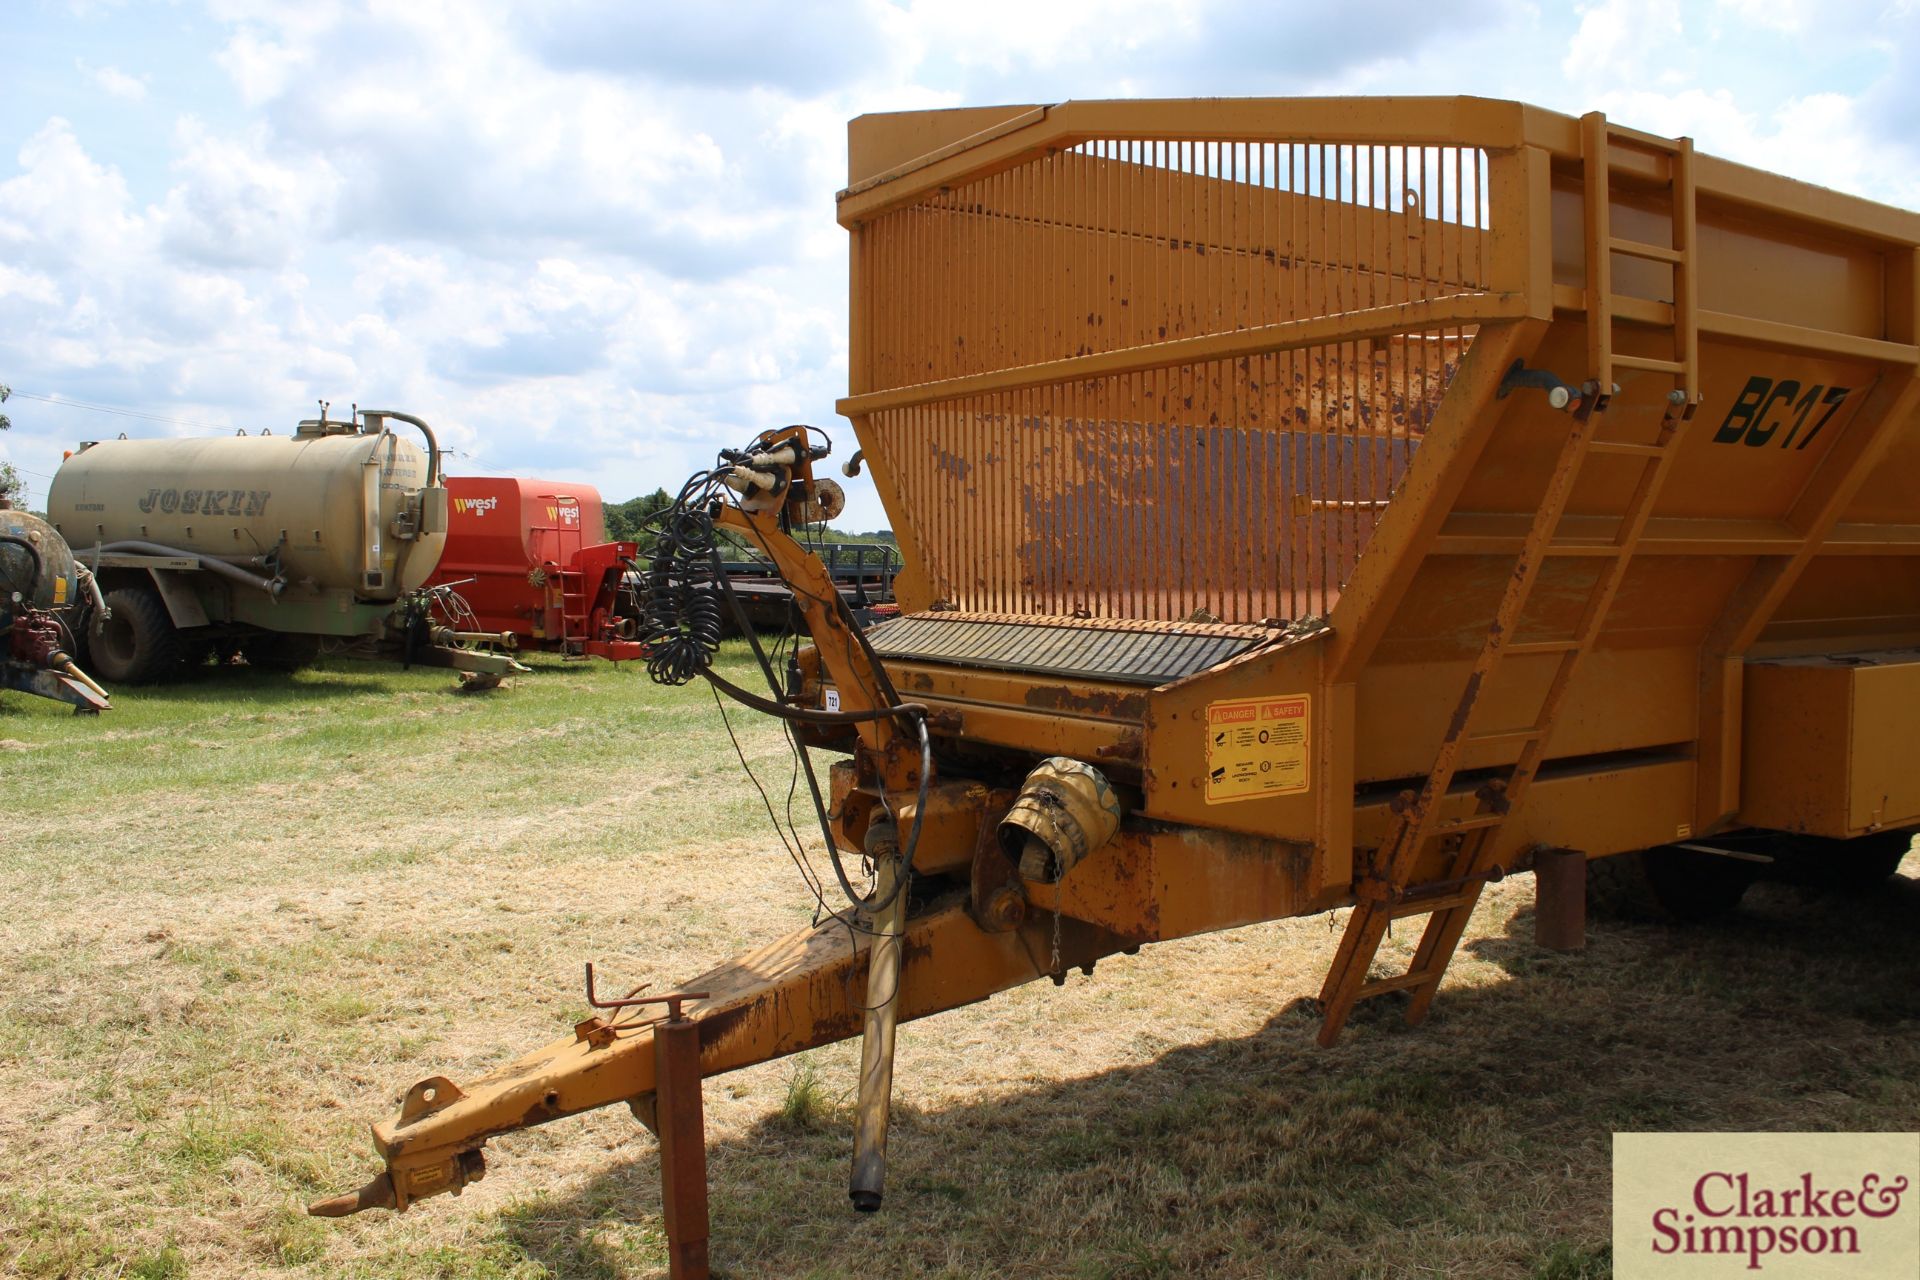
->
[425,477,644,663]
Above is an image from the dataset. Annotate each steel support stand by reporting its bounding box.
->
[655,1006,711,1280]
[1533,847,1587,952]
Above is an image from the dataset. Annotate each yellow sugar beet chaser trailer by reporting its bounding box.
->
[313,97,1920,1272]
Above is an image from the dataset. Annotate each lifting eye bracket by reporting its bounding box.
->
[1497,360,1580,411]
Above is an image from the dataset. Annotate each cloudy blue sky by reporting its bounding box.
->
[2,0,1915,528]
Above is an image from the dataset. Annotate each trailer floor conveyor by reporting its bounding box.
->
[310,97,1920,1276]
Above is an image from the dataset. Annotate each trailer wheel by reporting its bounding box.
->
[241,632,323,673]
[1772,829,1914,891]
[89,586,186,684]
[1588,844,1756,923]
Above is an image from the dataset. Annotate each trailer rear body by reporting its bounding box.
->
[314,99,1920,1266]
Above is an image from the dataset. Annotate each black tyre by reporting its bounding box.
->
[89,586,186,684]
[240,632,322,672]
[1772,829,1914,891]
[1588,843,1757,923]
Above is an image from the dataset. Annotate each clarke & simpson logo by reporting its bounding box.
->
[1652,1170,1909,1269]
[1615,1133,1919,1278]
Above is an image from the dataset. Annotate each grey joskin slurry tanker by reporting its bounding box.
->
[47,408,524,688]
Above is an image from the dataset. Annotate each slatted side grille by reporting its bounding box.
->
[866,613,1268,685]
[849,136,1493,622]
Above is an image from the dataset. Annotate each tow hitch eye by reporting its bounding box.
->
[308,1149,486,1218]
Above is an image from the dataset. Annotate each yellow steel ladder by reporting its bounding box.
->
[1314,114,1701,1046]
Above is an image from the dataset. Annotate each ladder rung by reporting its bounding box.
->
[1610,353,1686,374]
[1503,639,1580,656]
[1434,813,1508,835]
[1466,727,1542,748]
[1357,968,1442,1001]
[1388,890,1479,919]
[1609,236,1682,264]
[1586,440,1666,458]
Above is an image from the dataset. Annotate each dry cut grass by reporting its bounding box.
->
[1,649,1915,1279]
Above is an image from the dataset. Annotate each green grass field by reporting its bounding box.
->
[2,651,1915,1279]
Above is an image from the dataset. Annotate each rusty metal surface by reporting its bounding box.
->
[655,1014,711,1280]
[865,612,1266,684]
[866,338,1471,623]
[847,133,1487,622]
[1532,848,1587,952]
[854,142,1490,389]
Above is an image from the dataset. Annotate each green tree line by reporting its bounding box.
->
[604,487,895,558]
[0,383,21,506]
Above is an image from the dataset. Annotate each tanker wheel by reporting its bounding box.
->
[241,632,323,673]
[1587,843,1757,924]
[1772,829,1914,891]
[89,586,186,685]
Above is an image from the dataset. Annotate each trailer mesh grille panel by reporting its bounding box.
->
[850,135,1492,623]
[866,613,1268,686]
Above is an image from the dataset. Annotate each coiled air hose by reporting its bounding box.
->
[643,492,726,685]
[638,441,928,917]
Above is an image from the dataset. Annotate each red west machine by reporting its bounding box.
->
[425,477,644,662]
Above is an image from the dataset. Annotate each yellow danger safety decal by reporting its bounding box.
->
[1204,694,1310,803]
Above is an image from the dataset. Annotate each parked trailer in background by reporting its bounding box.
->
[712,540,900,632]
[424,476,644,662]
[47,409,525,689]
[313,97,1920,1275]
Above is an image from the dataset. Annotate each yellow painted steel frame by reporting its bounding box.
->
[318,97,1920,1222]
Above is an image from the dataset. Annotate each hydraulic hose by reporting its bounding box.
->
[89,541,284,597]
[75,564,109,618]
[361,409,441,486]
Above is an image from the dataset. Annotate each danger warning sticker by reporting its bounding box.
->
[1204,695,1310,803]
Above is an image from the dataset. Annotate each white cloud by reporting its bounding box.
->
[154,118,343,268]
[77,60,149,102]
[1586,86,1920,208]
[0,1,1915,529]
[1561,0,1688,86]
[0,120,145,271]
